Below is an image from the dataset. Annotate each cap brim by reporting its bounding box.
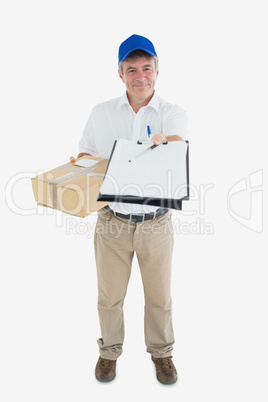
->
[120,47,157,62]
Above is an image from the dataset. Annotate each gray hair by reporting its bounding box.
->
[118,55,159,75]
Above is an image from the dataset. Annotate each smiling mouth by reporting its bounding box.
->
[133,83,149,88]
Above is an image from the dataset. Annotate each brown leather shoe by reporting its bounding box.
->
[95,357,116,382]
[152,356,178,385]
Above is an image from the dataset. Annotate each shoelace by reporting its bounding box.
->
[100,358,112,369]
[160,357,173,372]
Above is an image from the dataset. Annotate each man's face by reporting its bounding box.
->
[118,56,159,103]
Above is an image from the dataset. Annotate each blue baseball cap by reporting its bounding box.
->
[118,34,157,63]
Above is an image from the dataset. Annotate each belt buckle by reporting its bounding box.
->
[129,213,145,223]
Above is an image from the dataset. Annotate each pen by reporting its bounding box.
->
[129,143,159,163]
[147,125,151,139]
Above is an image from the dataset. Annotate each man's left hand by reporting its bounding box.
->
[152,133,183,144]
[152,134,167,145]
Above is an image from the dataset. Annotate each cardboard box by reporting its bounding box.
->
[31,155,109,217]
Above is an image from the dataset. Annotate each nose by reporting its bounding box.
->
[136,69,146,80]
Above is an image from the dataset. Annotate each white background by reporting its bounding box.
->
[1,0,267,401]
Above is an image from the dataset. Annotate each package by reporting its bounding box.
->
[31,155,109,217]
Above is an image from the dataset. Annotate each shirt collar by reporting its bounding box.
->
[117,91,129,109]
[117,90,159,112]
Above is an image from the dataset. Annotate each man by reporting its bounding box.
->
[71,34,187,384]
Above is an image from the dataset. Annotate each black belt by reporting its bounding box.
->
[104,205,169,223]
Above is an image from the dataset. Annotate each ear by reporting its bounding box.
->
[118,69,125,83]
[156,65,159,79]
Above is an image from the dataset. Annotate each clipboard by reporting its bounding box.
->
[97,139,190,210]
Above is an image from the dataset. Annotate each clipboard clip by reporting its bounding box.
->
[137,140,168,145]
[129,141,168,163]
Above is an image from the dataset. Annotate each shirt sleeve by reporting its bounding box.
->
[162,105,188,139]
[78,109,99,156]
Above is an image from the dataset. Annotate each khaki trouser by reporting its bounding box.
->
[94,208,175,360]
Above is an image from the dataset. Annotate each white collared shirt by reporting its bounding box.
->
[79,91,187,214]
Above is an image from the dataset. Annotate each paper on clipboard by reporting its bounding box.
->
[98,139,189,208]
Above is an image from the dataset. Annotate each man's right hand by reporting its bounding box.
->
[70,156,76,163]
